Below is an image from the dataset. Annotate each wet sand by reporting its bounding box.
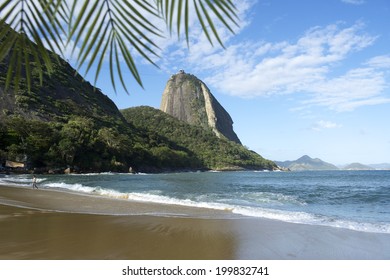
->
[1,185,390,260]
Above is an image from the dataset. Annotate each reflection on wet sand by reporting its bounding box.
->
[1,185,390,260]
[0,205,236,259]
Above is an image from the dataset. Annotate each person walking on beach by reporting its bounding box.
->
[32,175,38,189]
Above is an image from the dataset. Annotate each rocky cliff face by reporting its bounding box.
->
[160,71,241,144]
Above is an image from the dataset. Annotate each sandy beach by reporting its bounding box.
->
[1,185,390,260]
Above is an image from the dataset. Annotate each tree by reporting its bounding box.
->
[58,116,96,165]
[0,0,238,93]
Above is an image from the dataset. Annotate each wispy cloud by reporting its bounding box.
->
[341,0,365,5]
[301,67,389,111]
[161,16,390,112]
[158,0,254,72]
[311,120,343,131]
[366,55,390,68]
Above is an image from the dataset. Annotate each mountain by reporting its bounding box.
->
[342,163,374,170]
[121,106,277,171]
[275,155,339,171]
[368,163,390,170]
[0,35,276,172]
[0,47,154,172]
[160,70,241,144]
[0,56,124,126]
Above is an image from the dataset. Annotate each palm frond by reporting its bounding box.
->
[68,0,163,93]
[1,0,239,94]
[157,0,239,47]
[0,0,67,92]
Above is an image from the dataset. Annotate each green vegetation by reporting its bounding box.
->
[122,106,276,171]
[0,102,276,173]
[0,31,276,173]
[1,0,238,93]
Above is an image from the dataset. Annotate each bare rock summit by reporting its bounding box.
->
[160,71,241,144]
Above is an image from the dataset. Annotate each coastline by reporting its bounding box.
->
[1,185,390,260]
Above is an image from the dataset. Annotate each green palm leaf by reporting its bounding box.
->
[0,0,238,94]
[68,0,164,93]
[0,0,66,92]
[157,0,238,47]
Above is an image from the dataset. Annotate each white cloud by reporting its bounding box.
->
[366,55,390,68]
[157,1,255,72]
[341,0,365,5]
[161,18,390,112]
[312,120,342,131]
[301,66,390,111]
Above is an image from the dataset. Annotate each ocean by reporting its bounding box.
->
[1,170,390,234]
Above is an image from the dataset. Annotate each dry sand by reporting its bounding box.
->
[1,185,390,260]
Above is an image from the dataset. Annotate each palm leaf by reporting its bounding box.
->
[109,35,116,93]
[67,0,163,93]
[213,0,239,27]
[0,0,66,92]
[0,0,19,26]
[74,2,106,65]
[193,0,213,45]
[198,0,223,46]
[184,0,190,46]
[83,22,111,77]
[114,35,131,93]
[157,0,238,47]
[68,0,92,51]
[205,0,238,34]
[5,36,19,90]
[22,34,32,92]
[0,23,17,60]
[1,0,238,94]
[120,0,162,37]
[94,29,112,87]
[26,0,63,56]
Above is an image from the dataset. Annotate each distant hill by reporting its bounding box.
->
[275,155,339,171]
[342,163,374,170]
[368,163,390,170]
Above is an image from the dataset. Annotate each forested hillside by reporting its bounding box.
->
[122,106,276,171]
[0,30,276,173]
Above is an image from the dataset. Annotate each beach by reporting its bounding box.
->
[1,185,390,260]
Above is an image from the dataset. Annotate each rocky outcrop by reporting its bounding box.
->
[160,71,241,144]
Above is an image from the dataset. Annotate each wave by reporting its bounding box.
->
[67,172,149,176]
[43,182,96,193]
[231,205,390,234]
[236,191,307,206]
[39,181,390,234]
[0,175,46,186]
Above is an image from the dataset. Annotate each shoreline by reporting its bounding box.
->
[0,184,237,218]
[1,185,390,259]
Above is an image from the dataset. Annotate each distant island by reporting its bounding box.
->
[275,155,389,171]
[341,163,374,171]
[275,155,339,171]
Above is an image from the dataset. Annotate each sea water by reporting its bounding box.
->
[1,170,390,234]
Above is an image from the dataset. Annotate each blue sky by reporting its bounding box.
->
[72,0,389,165]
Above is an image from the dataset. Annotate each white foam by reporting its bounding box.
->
[237,191,307,206]
[43,182,96,193]
[37,180,390,234]
[0,175,46,186]
[232,206,316,223]
[318,217,390,234]
[231,205,390,233]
